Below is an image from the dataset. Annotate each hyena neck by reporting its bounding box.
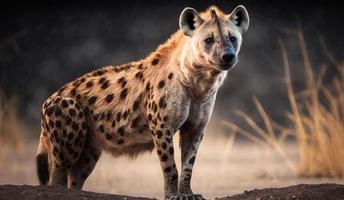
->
[177,37,227,102]
[146,31,227,101]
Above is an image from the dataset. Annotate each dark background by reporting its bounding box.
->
[0,0,343,134]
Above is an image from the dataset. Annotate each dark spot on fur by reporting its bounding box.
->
[138,63,143,69]
[106,133,113,140]
[123,111,128,119]
[161,154,168,162]
[120,88,128,100]
[48,120,54,128]
[46,106,54,116]
[162,142,167,149]
[166,130,172,136]
[55,107,62,117]
[117,126,125,136]
[99,125,105,133]
[160,124,165,128]
[69,99,74,105]
[105,94,114,103]
[169,147,174,155]
[135,71,144,80]
[168,73,174,80]
[99,77,106,84]
[159,96,167,108]
[145,82,150,92]
[118,77,127,88]
[164,166,172,173]
[148,114,152,121]
[158,80,165,89]
[61,100,68,108]
[101,80,110,89]
[88,96,97,105]
[133,100,140,111]
[106,111,112,121]
[152,58,159,65]
[86,81,94,88]
[70,88,77,96]
[163,116,168,122]
[166,137,171,143]
[156,130,163,139]
[117,139,124,145]
[68,108,76,117]
[111,120,116,127]
[116,112,121,122]
[152,102,158,113]
[157,149,162,155]
[172,174,178,181]
[188,156,195,165]
[93,70,105,76]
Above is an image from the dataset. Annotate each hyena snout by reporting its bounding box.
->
[220,47,236,68]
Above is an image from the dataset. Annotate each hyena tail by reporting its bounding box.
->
[36,133,49,185]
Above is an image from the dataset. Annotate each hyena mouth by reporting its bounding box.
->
[209,59,235,70]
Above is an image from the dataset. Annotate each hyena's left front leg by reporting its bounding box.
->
[178,121,205,200]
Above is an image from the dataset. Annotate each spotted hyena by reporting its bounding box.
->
[36,5,249,200]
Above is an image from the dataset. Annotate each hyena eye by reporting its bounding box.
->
[230,36,237,43]
[204,37,214,45]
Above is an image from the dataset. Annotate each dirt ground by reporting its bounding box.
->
[1,132,344,199]
[1,184,344,200]
[219,184,344,200]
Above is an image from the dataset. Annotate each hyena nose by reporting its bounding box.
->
[221,52,235,63]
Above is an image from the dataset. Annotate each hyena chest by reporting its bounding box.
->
[89,106,152,148]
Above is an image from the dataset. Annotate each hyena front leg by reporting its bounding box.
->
[150,125,179,200]
[179,121,205,200]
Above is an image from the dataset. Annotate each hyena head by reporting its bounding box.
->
[179,5,249,71]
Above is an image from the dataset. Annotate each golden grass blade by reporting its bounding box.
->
[253,97,277,141]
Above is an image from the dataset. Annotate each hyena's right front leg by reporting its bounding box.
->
[42,96,87,186]
[150,121,180,200]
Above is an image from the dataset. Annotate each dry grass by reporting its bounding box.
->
[0,87,26,166]
[224,30,344,178]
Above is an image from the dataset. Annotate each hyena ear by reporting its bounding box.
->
[229,5,250,34]
[179,7,204,37]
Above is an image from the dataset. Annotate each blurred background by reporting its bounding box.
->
[0,0,343,199]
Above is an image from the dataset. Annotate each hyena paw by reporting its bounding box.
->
[166,194,206,200]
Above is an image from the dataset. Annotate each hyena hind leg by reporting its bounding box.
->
[41,96,88,186]
[68,132,101,189]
